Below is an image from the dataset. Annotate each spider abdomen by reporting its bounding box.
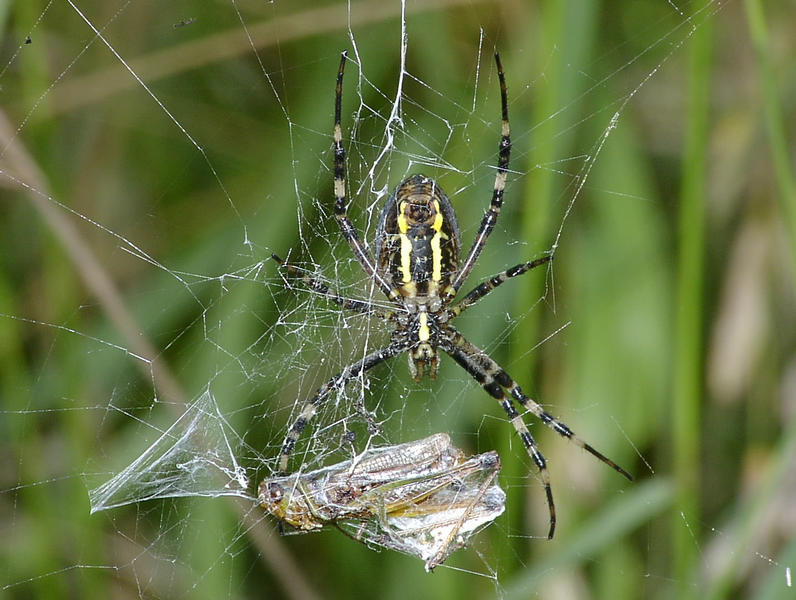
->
[375,174,461,301]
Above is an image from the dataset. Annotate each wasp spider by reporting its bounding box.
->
[273,52,632,538]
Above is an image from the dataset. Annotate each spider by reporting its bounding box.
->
[273,51,632,539]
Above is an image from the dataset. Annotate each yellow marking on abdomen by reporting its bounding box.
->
[430,201,447,282]
[397,202,412,283]
[399,233,412,283]
[430,231,442,282]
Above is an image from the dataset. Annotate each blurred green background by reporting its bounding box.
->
[1,0,794,598]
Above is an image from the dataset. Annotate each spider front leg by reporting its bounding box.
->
[278,341,406,472]
[442,329,632,538]
[443,337,557,538]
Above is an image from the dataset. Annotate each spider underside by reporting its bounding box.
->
[273,51,632,539]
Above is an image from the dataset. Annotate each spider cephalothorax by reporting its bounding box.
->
[272,51,631,539]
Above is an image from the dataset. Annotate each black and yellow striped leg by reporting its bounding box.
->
[448,254,552,319]
[504,381,634,481]
[443,339,557,538]
[332,51,401,303]
[278,340,406,472]
[443,329,633,537]
[450,332,632,481]
[272,254,396,321]
[446,52,511,300]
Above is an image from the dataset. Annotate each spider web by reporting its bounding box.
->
[3,0,794,598]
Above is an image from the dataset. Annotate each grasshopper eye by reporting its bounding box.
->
[265,482,284,504]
